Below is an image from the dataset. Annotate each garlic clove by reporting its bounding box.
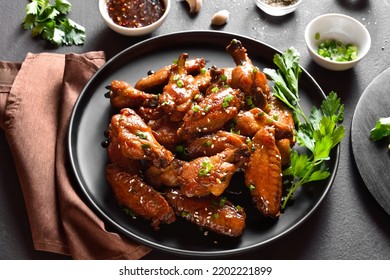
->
[177,0,202,13]
[211,10,230,26]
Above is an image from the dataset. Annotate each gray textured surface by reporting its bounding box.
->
[0,0,389,259]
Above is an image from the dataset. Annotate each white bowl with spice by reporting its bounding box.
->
[254,0,303,16]
[305,13,371,71]
[99,0,171,36]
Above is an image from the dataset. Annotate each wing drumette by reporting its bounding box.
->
[177,67,243,139]
[159,53,201,122]
[186,130,249,158]
[177,148,249,197]
[109,80,159,109]
[134,57,206,92]
[109,108,174,168]
[226,39,270,110]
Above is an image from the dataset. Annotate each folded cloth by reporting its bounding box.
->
[0,52,151,259]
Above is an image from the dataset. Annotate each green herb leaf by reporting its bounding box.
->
[266,48,345,210]
[370,117,390,141]
[22,0,85,46]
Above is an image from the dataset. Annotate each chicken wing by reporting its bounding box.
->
[233,107,294,140]
[106,164,176,230]
[109,80,159,109]
[186,130,249,158]
[143,160,180,189]
[226,39,270,110]
[109,108,174,168]
[164,189,246,237]
[134,58,206,92]
[245,126,282,218]
[177,84,242,139]
[177,148,248,197]
[159,53,201,122]
[147,115,184,151]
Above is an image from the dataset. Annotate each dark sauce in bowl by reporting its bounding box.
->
[107,0,165,28]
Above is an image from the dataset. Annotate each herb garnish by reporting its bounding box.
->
[264,47,345,210]
[198,159,214,176]
[22,0,86,46]
[370,117,390,141]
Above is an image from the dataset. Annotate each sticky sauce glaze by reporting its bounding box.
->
[106,0,165,28]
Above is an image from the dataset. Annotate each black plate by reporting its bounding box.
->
[68,31,339,256]
[351,67,390,216]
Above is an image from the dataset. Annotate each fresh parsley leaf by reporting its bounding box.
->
[265,48,345,210]
[54,0,72,14]
[22,0,85,46]
[370,117,390,141]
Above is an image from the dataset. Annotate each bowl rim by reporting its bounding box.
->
[99,0,171,34]
[304,13,371,66]
[255,0,303,10]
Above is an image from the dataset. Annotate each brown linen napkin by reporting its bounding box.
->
[0,52,151,259]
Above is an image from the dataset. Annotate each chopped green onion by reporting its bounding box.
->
[176,79,184,88]
[136,131,147,139]
[203,140,212,147]
[317,39,358,62]
[198,159,214,176]
[222,94,234,108]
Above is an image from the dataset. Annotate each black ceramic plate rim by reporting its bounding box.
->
[351,66,390,216]
[68,30,339,257]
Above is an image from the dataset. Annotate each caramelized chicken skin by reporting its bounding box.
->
[177,148,249,197]
[178,85,242,139]
[234,107,294,140]
[245,126,282,218]
[109,108,174,168]
[164,189,246,237]
[134,58,206,92]
[109,80,159,109]
[226,39,270,110]
[106,164,176,230]
[159,53,201,122]
[186,130,248,158]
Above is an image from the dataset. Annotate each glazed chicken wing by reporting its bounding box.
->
[159,53,201,122]
[164,189,246,237]
[134,58,206,92]
[245,126,282,218]
[186,130,249,158]
[234,107,294,140]
[143,159,180,189]
[146,115,183,151]
[177,148,249,197]
[109,108,174,168]
[109,80,159,109]
[177,84,242,139]
[106,164,176,230]
[226,39,270,110]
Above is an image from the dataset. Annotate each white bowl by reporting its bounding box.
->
[99,0,171,36]
[254,0,303,16]
[304,13,371,71]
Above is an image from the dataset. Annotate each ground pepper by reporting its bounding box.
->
[262,0,298,7]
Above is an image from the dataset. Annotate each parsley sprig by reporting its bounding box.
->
[264,48,345,210]
[22,0,86,46]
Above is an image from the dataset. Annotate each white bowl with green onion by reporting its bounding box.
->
[305,13,371,71]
